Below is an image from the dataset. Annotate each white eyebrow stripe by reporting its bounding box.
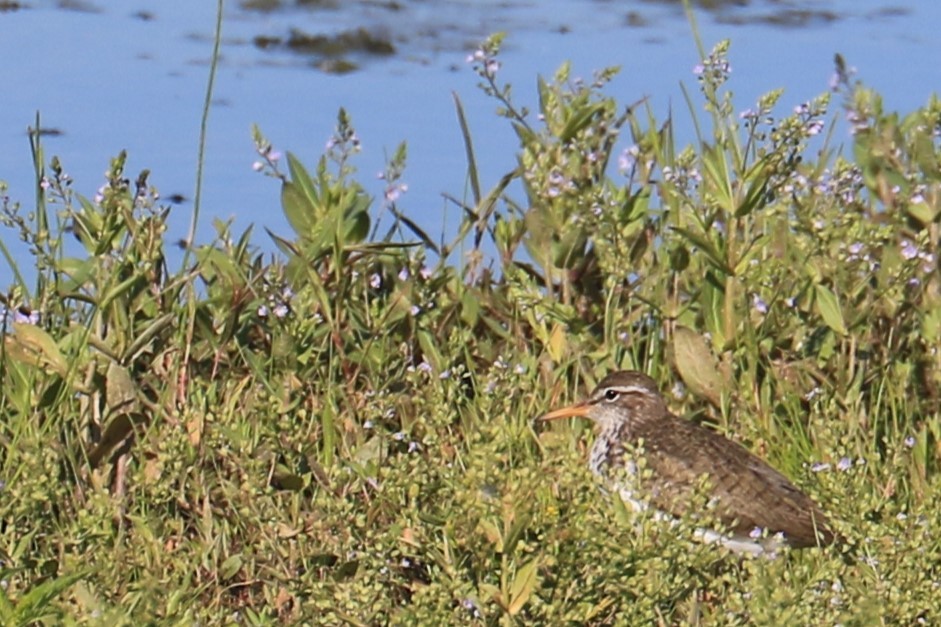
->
[608,385,649,394]
[593,384,650,401]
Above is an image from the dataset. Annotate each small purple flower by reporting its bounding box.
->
[837,457,852,472]
[806,120,825,136]
[752,294,768,314]
[369,273,382,289]
[409,305,421,316]
[810,462,831,473]
[398,268,410,282]
[272,303,289,319]
[671,381,686,400]
[904,436,917,448]
[13,308,40,325]
[749,527,763,539]
[417,360,433,373]
[257,305,269,318]
[618,145,639,173]
[901,240,919,260]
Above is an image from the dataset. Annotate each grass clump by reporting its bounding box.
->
[1,30,941,624]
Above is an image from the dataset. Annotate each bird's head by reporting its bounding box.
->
[539,370,667,429]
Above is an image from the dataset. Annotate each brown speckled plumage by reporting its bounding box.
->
[541,371,834,553]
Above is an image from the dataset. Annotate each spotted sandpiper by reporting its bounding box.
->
[539,370,835,555]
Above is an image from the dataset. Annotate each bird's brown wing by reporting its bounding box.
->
[632,416,833,547]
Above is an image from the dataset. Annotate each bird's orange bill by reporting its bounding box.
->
[539,402,591,421]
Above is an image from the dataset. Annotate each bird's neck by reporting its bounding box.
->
[589,419,634,478]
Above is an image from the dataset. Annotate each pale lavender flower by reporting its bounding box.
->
[806,120,825,136]
[904,436,916,448]
[810,462,831,473]
[272,303,289,319]
[13,308,40,325]
[398,268,410,282]
[837,457,852,472]
[618,145,639,173]
[369,273,382,289]
[901,240,919,260]
[671,381,686,400]
[752,294,768,314]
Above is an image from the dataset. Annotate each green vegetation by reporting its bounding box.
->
[1,28,940,624]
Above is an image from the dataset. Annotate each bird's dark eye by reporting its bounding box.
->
[604,389,619,401]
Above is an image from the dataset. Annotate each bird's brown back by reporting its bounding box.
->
[623,411,834,547]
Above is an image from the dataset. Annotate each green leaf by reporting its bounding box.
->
[508,559,540,615]
[13,570,90,623]
[281,180,316,239]
[8,323,68,376]
[220,555,243,581]
[814,284,847,335]
[670,227,732,276]
[672,326,725,406]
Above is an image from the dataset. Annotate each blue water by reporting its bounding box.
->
[1,0,939,287]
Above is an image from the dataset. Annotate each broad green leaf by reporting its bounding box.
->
[547,323,567,363]
[281,180,315,238]
[106,361,138,414]
[8,323,68,376]
[508,559,540,615]
[220,555,243,581]
[814,284,847,335]
[673,325,724,406]
[670,226,732,276]
[13,570,90,623]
